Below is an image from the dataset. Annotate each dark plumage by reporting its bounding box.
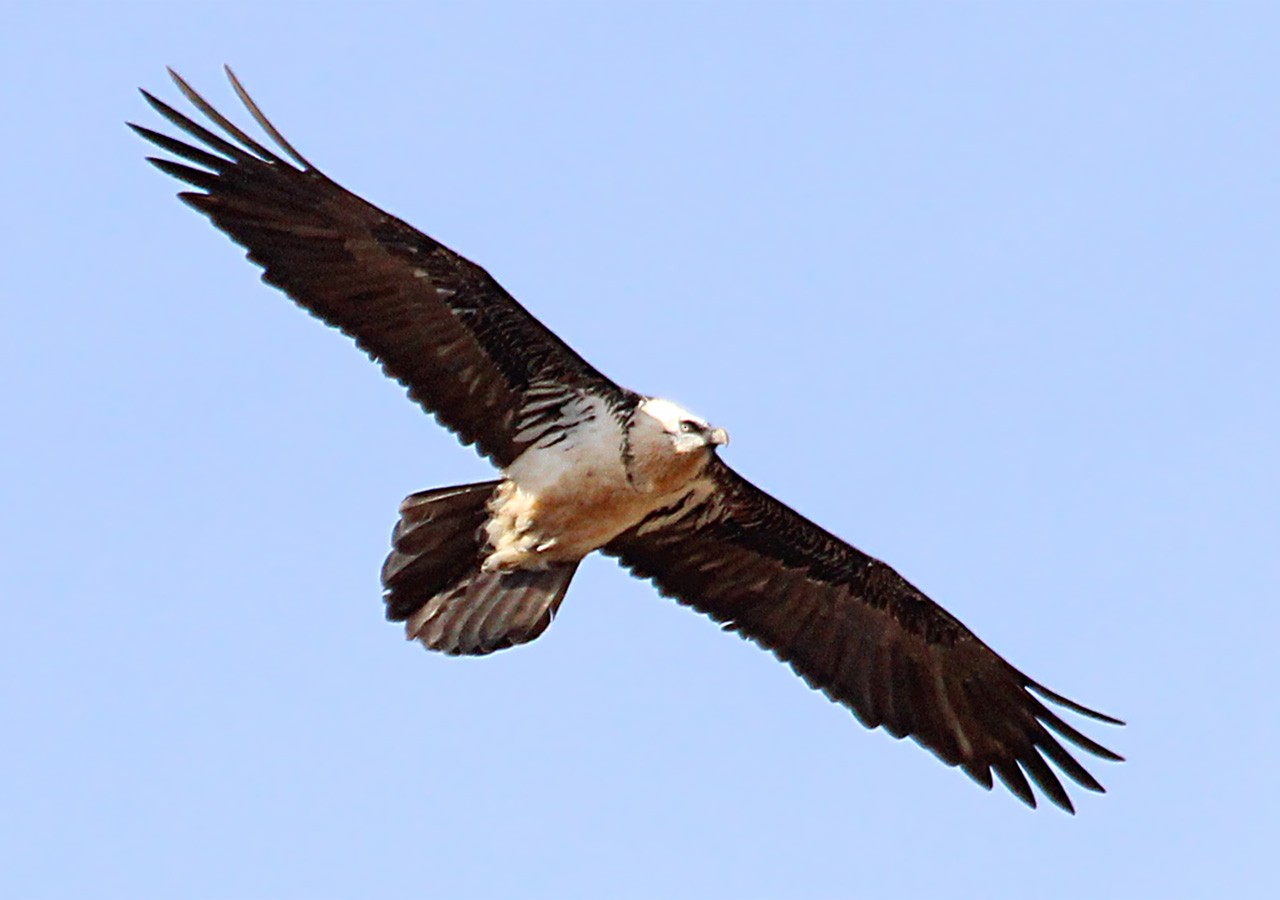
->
[134,67,1123,813]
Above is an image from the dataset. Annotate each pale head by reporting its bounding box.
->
[636,397,730,454]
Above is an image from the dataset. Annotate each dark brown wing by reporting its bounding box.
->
[131,68,626,467]
[604,460,1123,813]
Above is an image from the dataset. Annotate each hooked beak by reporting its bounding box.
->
[707,427,730,448]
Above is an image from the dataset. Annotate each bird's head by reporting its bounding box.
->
[636,397,729,455]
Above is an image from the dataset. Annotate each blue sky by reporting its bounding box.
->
[4,2,1278,897]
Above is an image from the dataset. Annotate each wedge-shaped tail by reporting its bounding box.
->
[382,482,578,655]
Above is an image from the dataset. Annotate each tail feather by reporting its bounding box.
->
[382,481,498,622]
[381,481,580,656]
[407,564,579,655]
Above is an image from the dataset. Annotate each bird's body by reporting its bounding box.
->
[484,394,723,571]
[133,68,1123,813]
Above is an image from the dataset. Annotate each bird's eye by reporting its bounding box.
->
[679,420,700,434]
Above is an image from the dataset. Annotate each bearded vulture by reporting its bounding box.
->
[132,67,1123,813]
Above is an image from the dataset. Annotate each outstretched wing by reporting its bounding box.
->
[132,68,626,467]
[604,460,1123,813]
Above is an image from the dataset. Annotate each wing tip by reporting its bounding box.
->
[221,64,314,170]
[1028,680,1125,726]
[166,66,197,100]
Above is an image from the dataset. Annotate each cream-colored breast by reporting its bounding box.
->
[482,398,707,570]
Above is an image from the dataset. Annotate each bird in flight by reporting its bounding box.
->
[133,67,1122,813]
